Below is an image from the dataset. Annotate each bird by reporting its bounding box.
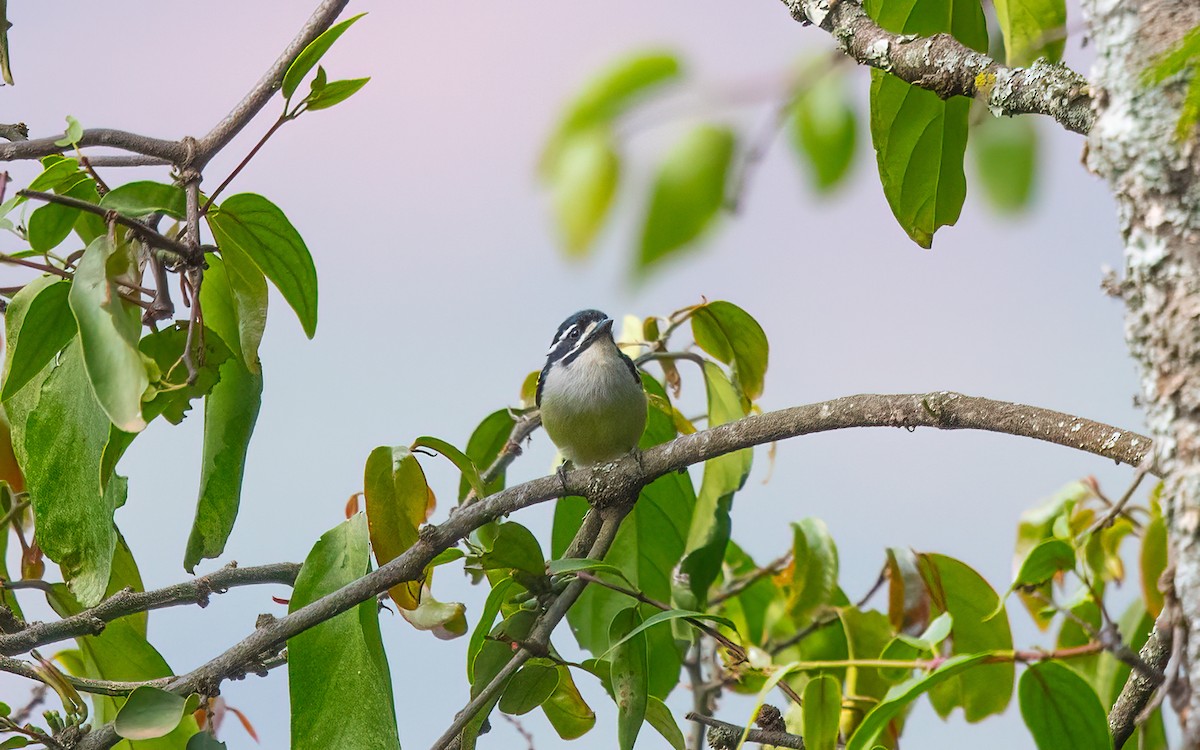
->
[536,309,647,468]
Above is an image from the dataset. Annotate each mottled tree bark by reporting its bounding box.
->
[1081,0,1200,739]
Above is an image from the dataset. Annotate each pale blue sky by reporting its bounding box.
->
[0,2,1146,748]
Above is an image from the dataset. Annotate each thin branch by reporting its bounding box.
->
[74,391,1153,750]
[710,550,792,606]
[778,0,1093,134]
[0,562,300,656]
[1087,457,1152,536]
[80,154,172,168]
[1109,607,1176,747]
[685,712,806,750]
[202,115,288,212]
[0,129,185,164]
[0,655,170,697]
[459,413,543,510]
[17,190,200,265]
[0,252,71,279]
[193,0,351,168]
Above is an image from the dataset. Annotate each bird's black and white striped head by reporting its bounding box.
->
[544,309,614,368]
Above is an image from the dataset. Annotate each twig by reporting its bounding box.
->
[202,116,289,213]
[0,252,71,279]
[459,413,543,509]
[0,654,171,696]
[0,123,28,142]
[77,155,110,196]
[685,712,806,750]
[771,562,887,654]
[17,190,200,265]
[0,562,300,656]
[498,713,536,750]
[0,498,28,529]
[1086,457,1152,536]
[73,391,1154,750]
[711,550,792,606]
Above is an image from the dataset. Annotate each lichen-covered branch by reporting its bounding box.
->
[778,0,1094,134]
[0,562,299,657]
[1108,610,1173,748]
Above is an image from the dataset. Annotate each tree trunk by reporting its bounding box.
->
[1081,0,1200,738]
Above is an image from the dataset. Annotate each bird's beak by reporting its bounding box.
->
[597,318,614,336]
[579,317,616,351]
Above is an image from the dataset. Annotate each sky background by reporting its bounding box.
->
[0,1,1152,748]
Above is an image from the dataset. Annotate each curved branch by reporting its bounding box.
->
[74,391,1152,750]
[194,0,350,167]
[0,129,185,164]
[779,0,1094,134]
[0,562,299,657]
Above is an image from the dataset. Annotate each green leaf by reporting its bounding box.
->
[459,409,515,501]
[994,0,1066,66]
[555,373,692,699]
[208,193,318,338]
[28,175,99,252]
[717,542,784,646]
[803,674,842,750]
[1141,491,1167,618]
[467,577,515,683]
[7,341,121,605]
[0,737,29,749]
[480,521,545,577]
[1013,538,1075,588]
[1019,661,1112,749]
[638,124,735,271]
[548,129,619,258]
[499,659,560,715]
[99,181,186,219]
[53,115,82,147]
[25,156,79,193]
[644,696,686,750]
[304,76,370,111]
[542,666,596,740]
[113,687,186,740]
[786,518,839,624]
[790,69,858,192]
[602,609,736,657]
[289,515,400,750]
[971,114,1038,213]
[412,435,487,500]
[541,51,680,174]
[1,276,75,401]
[919,553,1014,721]
[864,0,987,248]
[138,323,231,426]
[847,654,991,750]
[68,236,149,432]
[610,606,649,750]
[185,733,227,750]
[690,301,769,401]
[677,362,750,607]
[183,256,263,572]
[208,241,268,372]
[282,12,367,100]
[363,445,431,609]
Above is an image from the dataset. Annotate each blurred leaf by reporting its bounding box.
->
[114,687,186,740]
[638,125,734,271]
[1141,491,1167,618]
[1014,483,1090,629]
[459,409,515,501]
[548,129,619,258]
[804,673,842,750]
[304,76,370,111]
[412,435,487,500]
[183,257,263,572]
[994,0,1066,66]
[786,518,839,624]
[846,654,991,750]
[499,659,560,715]
[864,0,986,247]
[1,276,74,402]
[479,521,545,577]
[610,607,649,750]
[690,300,769,401]
[542,51,680,174]
[364,445,431,609]
[971,114,1038,213]
[555,373,692,699]
[1019,661,1111,749]
[718,542,783,646]
[68,236,148,432]
[1008,538,1075,592]
[542,665,597,740]
[467,577,515,683]
[208,193,318,338]
[7,341,121,605]
[919,553,1014,721]
[790,69,858,192]
[678,362,750,607]
[644,696,685,750]
[99,181,186,219]
[282,12,367,99]
[289,514,400,750]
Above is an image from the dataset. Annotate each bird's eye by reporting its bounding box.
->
[569,329,580,339]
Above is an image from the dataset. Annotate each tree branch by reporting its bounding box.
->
[193,0,350,168]
[73,391,1153,750]
[685,712,807,750]
[778,0,1094,134]
[0,562,299,657]
[1109,609,1175,748]
[0,129,185,164]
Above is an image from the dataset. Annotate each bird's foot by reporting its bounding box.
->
[556,460,573,494]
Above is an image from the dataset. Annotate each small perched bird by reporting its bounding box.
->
[537,309,647,467]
